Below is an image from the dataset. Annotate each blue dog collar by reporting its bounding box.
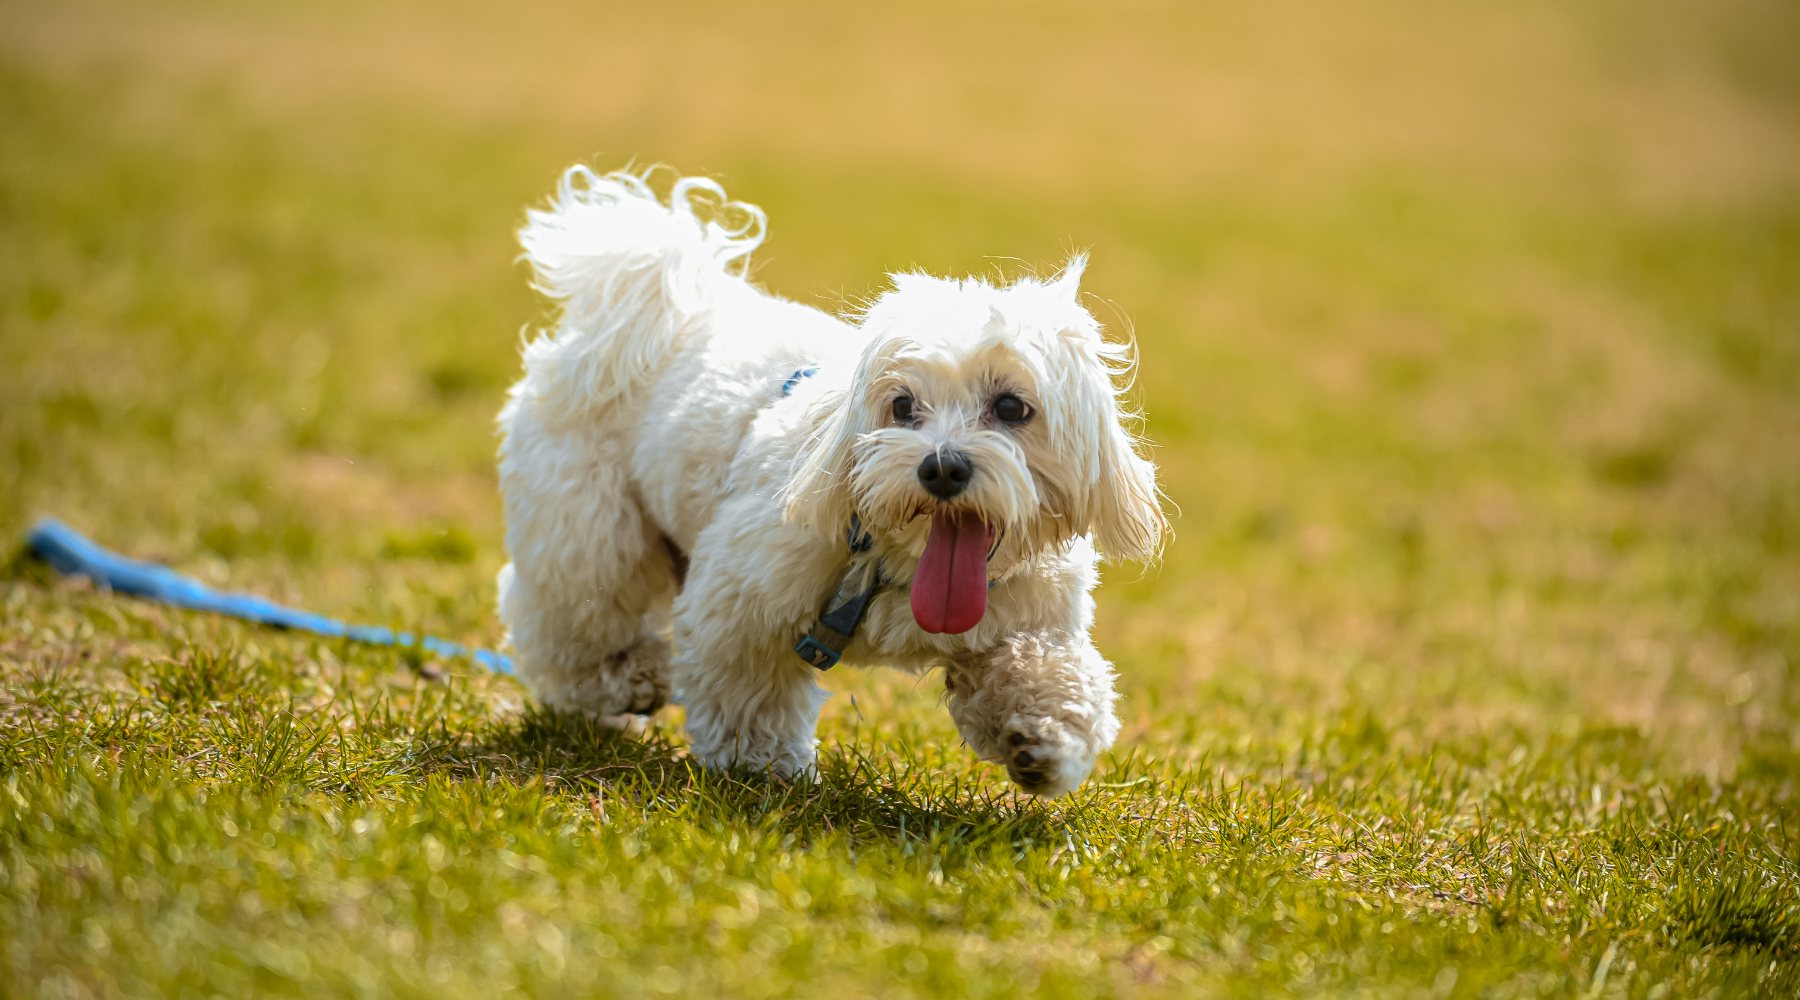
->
[781,367,818,396]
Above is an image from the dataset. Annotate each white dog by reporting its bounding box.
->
[495,167,1165,797]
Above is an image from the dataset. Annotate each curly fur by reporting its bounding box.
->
[497,167,1166,797]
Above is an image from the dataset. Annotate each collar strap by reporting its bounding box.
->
[794,515,880,670]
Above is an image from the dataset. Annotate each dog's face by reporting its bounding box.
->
[786,258,1165,633]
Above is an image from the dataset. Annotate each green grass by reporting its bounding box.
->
[2,0,1799,996]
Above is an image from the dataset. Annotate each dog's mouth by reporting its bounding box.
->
[910,509,997,635]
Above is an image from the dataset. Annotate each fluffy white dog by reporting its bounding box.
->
[496,167,1165,797]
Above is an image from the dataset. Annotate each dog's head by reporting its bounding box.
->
[784,257,1166,634]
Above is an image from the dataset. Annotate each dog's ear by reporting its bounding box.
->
[782,384,859,534]
[1087,406,1166,563]
[1040,255,1167,562]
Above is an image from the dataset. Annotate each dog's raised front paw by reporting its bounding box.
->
[1000,714,1095,798]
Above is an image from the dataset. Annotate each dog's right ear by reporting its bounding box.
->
[781,385,858,534]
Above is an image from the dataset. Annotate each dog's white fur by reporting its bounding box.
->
[496,167,1165,797]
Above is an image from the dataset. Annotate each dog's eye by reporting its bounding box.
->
[892,396,915,424]
[992,393,1032,424]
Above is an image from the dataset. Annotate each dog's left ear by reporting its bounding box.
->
[1088,399,1166,563]
[1047,257,1168,563]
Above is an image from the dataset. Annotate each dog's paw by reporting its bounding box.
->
[610,637,671,715]
[1000,715,1094,798]
[584,712,653,737]
[685,731,819,782]
[560,636,670,717]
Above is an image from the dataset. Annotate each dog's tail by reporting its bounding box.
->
[516,166,765,425]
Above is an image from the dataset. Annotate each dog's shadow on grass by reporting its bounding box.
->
[454,706,1074,849]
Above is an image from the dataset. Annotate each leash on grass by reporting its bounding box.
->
[22,518,514,675]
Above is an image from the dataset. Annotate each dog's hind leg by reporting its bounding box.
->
[498,167,772,720]
[497,420,678,718]
[943,630,1121,798]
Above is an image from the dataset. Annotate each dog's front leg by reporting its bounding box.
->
[671,533,834,780]
[676,643,828,779]
[944,630,1121,797]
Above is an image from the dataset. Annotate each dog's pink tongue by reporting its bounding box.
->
[911,511,995,635]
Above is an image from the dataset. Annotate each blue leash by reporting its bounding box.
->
[23,518,513,674]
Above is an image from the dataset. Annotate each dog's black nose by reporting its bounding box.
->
[917,451,973,499]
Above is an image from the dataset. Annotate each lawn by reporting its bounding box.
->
[2,0,1798,996]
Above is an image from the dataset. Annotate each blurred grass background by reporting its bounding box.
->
[2,0,1798,996]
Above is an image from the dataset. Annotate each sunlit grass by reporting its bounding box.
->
[2,0,1797,996]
